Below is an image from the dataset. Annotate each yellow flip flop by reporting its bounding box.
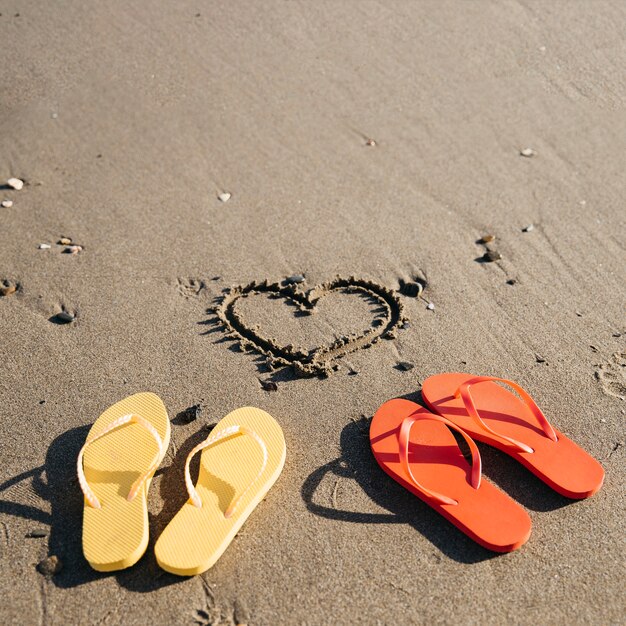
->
[155,406,286,576]
[77,392,171,572]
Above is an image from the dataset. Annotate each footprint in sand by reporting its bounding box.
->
[2,284,79,326]
[595,352,626,400]
[177,277,205,299]
[193,578,247,626]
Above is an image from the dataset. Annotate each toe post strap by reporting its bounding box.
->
[184,424,268,518]
[77,413,164,509]
[454,376,558,454]
[399,411,482,506]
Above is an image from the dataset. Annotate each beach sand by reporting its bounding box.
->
[1,1,624,624]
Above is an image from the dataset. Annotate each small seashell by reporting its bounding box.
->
[64,245,83,255]
[26,530,48,538]
[285,274,305,284]
[479,234,496,244]
[535,354,547,363]
[397,361,415,371]
[7,177,24,190]
[38,243,51,249]
[58,237,72,245]
[1,199,13,208]
[365,138,377,146]
[399,281,423,298]
[482,250,502,262]
[218,192,231,203]
[0,281,17,297]
[522,224,534,232]
[55,311,75,323]
[37,555,62,577]
[176,404,202,424]
[520,148,535,158]
[260,380,278,392]
[426,302,435,310]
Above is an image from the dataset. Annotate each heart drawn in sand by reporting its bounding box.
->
[212,277,408,376]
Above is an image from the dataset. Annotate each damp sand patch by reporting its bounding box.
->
[210,276,408,377]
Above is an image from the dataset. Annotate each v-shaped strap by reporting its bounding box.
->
[455,376,558,454]
[399,411,482,506]
[184,424,268,518]
[77,413,164,509]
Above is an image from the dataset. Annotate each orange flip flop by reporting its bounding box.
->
[421,374,605,499]
[370,399,531,552]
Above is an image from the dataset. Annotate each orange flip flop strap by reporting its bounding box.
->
[455,376,558,453]
[184,424,268,518]
[398,411,482,506]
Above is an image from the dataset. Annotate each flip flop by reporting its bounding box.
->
[421,373,605,499]
[370,399,531,552]
[155,407,286,575]
[77,392,171,571]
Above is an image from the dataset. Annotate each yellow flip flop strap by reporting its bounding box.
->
[184,424,268,518]
[77,413,164,509]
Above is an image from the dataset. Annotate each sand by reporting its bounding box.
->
[1,1,625,624]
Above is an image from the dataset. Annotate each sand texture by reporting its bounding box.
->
[1,1,625,624]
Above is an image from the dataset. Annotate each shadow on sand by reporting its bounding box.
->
[0,424,217,590]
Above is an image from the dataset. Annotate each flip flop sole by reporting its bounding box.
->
[82,392,171,571]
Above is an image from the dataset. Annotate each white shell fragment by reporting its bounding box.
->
[1,200,13,208]
[522,224,535,232]
[426,302,435,310]
[7,177,24,190]
[285,274,305,284]
[520,148,535,157]
[38,243,51,249]
[218,192,231,203]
